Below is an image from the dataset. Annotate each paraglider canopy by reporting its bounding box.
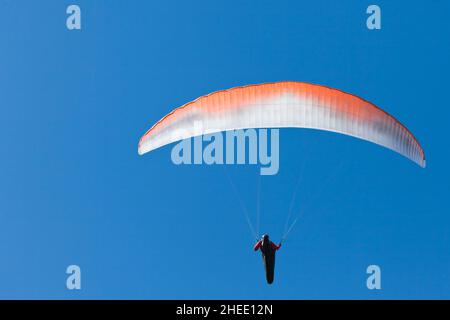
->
[138,81,425,167]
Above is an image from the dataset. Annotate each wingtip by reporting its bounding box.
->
[137,144,144,156]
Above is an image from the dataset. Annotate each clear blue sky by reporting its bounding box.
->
[0,0,449,299]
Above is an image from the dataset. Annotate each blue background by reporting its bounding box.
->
[0,0,449,299]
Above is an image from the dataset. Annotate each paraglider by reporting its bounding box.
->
[138,81,426,284]
[254,234,282,284]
